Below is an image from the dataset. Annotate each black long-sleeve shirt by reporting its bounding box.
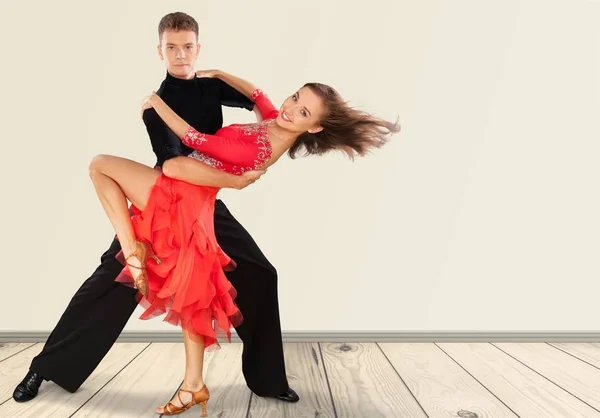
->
[143,72,255,167]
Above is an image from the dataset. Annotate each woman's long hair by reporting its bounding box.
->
[288,83,401,160]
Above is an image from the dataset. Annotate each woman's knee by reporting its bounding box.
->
[162,158,178,178]
[88,154,106,178]
[89,154,110,178]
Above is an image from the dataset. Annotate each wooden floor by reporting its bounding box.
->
[1,342,600,417]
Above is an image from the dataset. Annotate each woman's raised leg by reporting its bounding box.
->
[88,154,161,289]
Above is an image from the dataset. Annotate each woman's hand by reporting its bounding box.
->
[140,91,159,117]
[195,69,220,79]
[236,169,266,189]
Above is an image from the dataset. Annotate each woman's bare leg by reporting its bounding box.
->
[89,155,209,412]
[156,330,206,413]
[88,154,160,278]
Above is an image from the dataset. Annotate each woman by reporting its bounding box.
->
[89,70,399,415]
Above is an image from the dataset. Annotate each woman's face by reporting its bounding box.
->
[275,87,325,134]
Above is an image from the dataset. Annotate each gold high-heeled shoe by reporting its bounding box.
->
[123,240,161,298]
[159,386,210,416]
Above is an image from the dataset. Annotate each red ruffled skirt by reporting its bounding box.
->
[115,174,243,350]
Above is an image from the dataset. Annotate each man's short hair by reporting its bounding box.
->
[158,12,199,41]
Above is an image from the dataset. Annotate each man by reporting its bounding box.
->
[13,11,298,404]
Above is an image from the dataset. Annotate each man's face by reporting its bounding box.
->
[157,30,200,79]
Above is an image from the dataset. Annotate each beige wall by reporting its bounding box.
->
[1,0,598,333]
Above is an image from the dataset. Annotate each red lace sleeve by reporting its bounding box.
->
[251,89,279,120]
[182,125,269,169]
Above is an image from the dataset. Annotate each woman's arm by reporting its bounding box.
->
[163,157,265,190]
[197,70,278,120]
[197,70,262,122]
[211,70,257,99]
[215,72,279,120]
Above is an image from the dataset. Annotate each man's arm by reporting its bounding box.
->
[214,76,264,122]
[215,77,254,110]
[212,71,279,121]
[162,157,264,190]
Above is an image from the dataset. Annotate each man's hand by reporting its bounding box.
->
[236,169,266,189]
[195,69,220,79]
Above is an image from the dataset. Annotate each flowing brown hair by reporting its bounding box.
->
[288,83,401,160]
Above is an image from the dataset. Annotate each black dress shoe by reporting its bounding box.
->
[12,371,44,402]
[273,388,300,403]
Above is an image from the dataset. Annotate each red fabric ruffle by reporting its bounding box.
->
[115,174,241,349]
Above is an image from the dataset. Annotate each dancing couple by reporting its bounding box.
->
[13,11,399,416]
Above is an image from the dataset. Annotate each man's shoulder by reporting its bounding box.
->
[196,76,222,89]
[154,78,169,94]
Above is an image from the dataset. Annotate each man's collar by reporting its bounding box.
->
[165,71,196,86]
